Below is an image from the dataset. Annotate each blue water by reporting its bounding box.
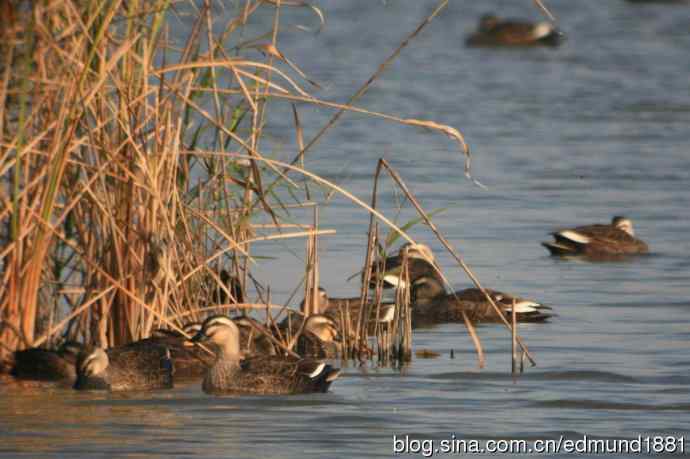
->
[2,1,690,457]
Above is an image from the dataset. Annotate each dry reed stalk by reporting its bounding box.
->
[533,0,556,21]
[394,247,413,363]
[512,303,518,377]
[376,159,536,367]
[284,0,449,168]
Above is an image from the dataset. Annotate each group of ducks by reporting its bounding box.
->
[8,216,648,395]
[11,314,343,395]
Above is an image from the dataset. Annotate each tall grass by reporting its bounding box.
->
[0,1,531,369]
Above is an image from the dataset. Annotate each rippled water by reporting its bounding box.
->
[2,1,690,457]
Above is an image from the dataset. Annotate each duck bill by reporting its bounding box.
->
[191,331,209,343]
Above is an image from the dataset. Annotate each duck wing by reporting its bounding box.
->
[235,355,340,394]
[452,288,553,323]
[550,224,648,256]
[106,343,174,390]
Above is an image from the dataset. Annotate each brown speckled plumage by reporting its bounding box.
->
[542,216,649,260]
[194,315,340,395]
[74,343,174,391]
[466,14,564,47]
[411,276,553,326]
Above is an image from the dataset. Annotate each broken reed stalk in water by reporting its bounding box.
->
[512,302,518,377]
[394,249,413,363]
[357,160,384,361]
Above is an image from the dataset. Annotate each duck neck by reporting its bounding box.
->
[216,341,242,366]
[413,278,446,305]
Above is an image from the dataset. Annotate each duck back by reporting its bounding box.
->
[12,348,77,382]
[203,355,338,395]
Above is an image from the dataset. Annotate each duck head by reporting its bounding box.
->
[300,286,329,311]
[373,243,436,289]
[74,348,111,390]
[78,348,109,377]
[192,315,241,359]
[399,242,435,263]
[612,216,634,236]
[411,276,446,305]
[304,314,340,343]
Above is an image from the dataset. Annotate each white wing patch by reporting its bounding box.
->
[308,362,326,378]
[532,22,554,39]
[506,301,541,313]
[383,274,407,289]
[558,230,591,244]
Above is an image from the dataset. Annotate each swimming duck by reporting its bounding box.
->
[192,315,340,395]
[74,343,174,391]
[294,314,342,359]
[369,243,442,289]
[542,216,649,260]
[465,14,564,47]
[411,276,553,326]
[11,341,83,384]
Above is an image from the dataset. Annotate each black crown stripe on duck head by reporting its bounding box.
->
[193,315,238,342]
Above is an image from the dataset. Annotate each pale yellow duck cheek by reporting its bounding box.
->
[324,327,337,342]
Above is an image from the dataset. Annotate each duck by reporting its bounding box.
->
[74,343,174,391]
[11,340,84,384]
[368,243,442,289]
[191,315,340,395]
[465,14,564,47]
[294,314,342,359]
[411,276,554,326]
[541,216,649,260]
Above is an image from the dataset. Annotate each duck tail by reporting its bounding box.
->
[507,301,556,323]
[541,241,576,256]
[519,310,556,322]
[533,22,565,46]
[325,367,341,383]
[319,365,341,392]
[298,359,341,392]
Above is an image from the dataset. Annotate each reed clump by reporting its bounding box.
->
[0,0,525,371]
